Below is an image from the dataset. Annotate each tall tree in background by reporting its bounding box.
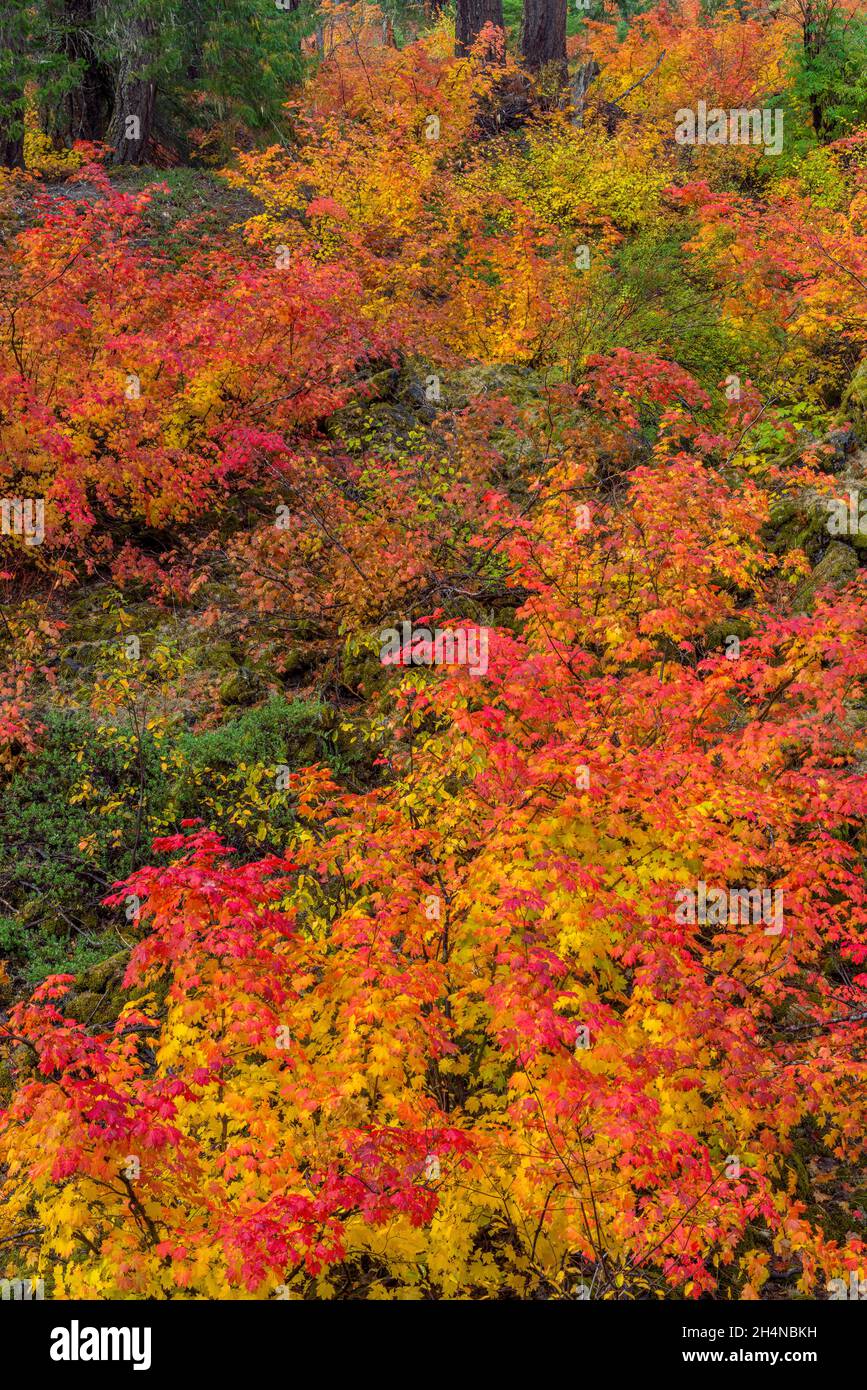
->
[791,0,867,142]
[58,0,114,143]
[0,58,25,166]
[0,0,312,169]
[521,0,567,79]
[101,0,310,163]
[104,9,160,163]
[455,0,505,57]
[195,0,309,139]
[0,2,76,167]
[0,4,36,167]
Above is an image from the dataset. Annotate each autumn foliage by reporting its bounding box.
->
[1,2,867,1301]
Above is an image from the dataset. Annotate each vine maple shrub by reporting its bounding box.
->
[0,166,390,576]
[1,2,867,1302]
[3,356,867,1298]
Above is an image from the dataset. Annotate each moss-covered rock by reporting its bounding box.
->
[202,640,239,672]
[78,950,131,995]
[794,540,858,611]
[0,1044,36,1102]
[61,949,151,1030]
[65,591,127,644]
[705,616,754,650]
[341,635,389,693]
[218,667,264,707]
[63,990,104,1025]
[841,357,867,440]
[17,897,44,926]
[443,363,547,410]
[281,645,315,679]
[763,493,831,563]
[364,367,401,401]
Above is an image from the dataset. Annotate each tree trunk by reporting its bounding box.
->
[0,12,25,168]
[570,58,599,127]
[800,0,830,140]
[521,0,567,79]
[455,0,505,58]
[107,18,157,164]
[61,0,113,143]
[0,125,24,169]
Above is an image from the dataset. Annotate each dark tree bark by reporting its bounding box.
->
[796,0,838,140]
[455,0,505,58]
[0,11,25,168]
[521,0,567,81]
[0,122,24,169]
[106,17,157,164]
[60,0,113,143]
